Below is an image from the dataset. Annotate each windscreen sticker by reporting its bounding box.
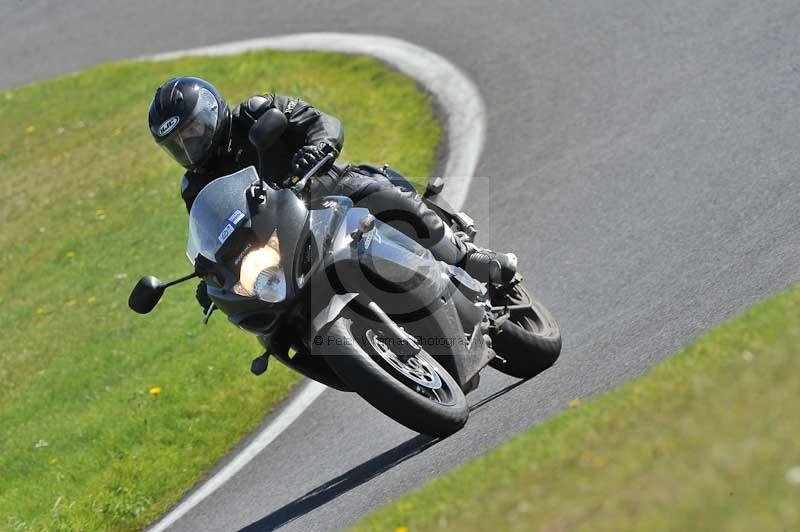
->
[228,210,245,225]
[217,224,235,244]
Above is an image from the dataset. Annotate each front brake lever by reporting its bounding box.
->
[291,152,336,197]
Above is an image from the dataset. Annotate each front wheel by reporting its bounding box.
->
[319,310,468,437]
[489,283,562,379]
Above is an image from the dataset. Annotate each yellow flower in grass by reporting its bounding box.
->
[49,457,59,465]
[25,125,35,134]
[395,527,409,532]
[87,296,97,304]
[95,209,106,220]
[149,386,161,396]
[113,128,122,136]
[569,398,581,409]
[35,307,46,315]
[65,250,76,258]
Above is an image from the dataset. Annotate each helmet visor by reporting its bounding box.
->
[159,88,219,168]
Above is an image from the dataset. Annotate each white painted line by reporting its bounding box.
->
[144,33,485,532]
[148,380,325,532]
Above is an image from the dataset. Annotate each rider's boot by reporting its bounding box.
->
[459,243,519,286]
[428,224,518,286]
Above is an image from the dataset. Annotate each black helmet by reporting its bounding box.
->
[148,77,230,169]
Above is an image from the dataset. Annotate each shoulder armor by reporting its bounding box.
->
[247,94,274,116]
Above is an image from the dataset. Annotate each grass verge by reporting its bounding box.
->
[353,285,800,532]
[0,50,440,531]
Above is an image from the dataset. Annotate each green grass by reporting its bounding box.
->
[0,51,440,531]
[353,285,800,532]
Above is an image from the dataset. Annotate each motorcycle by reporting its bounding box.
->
[129,109,561,437]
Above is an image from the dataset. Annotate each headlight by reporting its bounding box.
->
[233,233,286,302]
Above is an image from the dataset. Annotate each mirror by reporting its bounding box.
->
[248,108,288,149]
[128,275,165,314]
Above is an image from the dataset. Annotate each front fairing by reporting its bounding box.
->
[185,166,349,333]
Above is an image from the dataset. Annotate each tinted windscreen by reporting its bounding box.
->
[186,166,259,264]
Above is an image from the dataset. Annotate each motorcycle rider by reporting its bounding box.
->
[148,76,517,312]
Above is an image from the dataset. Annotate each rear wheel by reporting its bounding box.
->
[489,283,561,379]
[320,310,468,437]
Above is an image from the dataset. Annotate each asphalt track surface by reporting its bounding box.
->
[3,1,799,531]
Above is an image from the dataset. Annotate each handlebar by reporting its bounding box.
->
[291,152,336,196]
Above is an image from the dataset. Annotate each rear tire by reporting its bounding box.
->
[490,283,561,379]
[320,310,469,437]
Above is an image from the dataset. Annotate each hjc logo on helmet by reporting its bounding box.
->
[158,116,180,137]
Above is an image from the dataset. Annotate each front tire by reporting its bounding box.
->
[320,310,468,437]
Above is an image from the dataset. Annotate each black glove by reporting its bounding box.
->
[291,143,335,176]
[195,280,212,313]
